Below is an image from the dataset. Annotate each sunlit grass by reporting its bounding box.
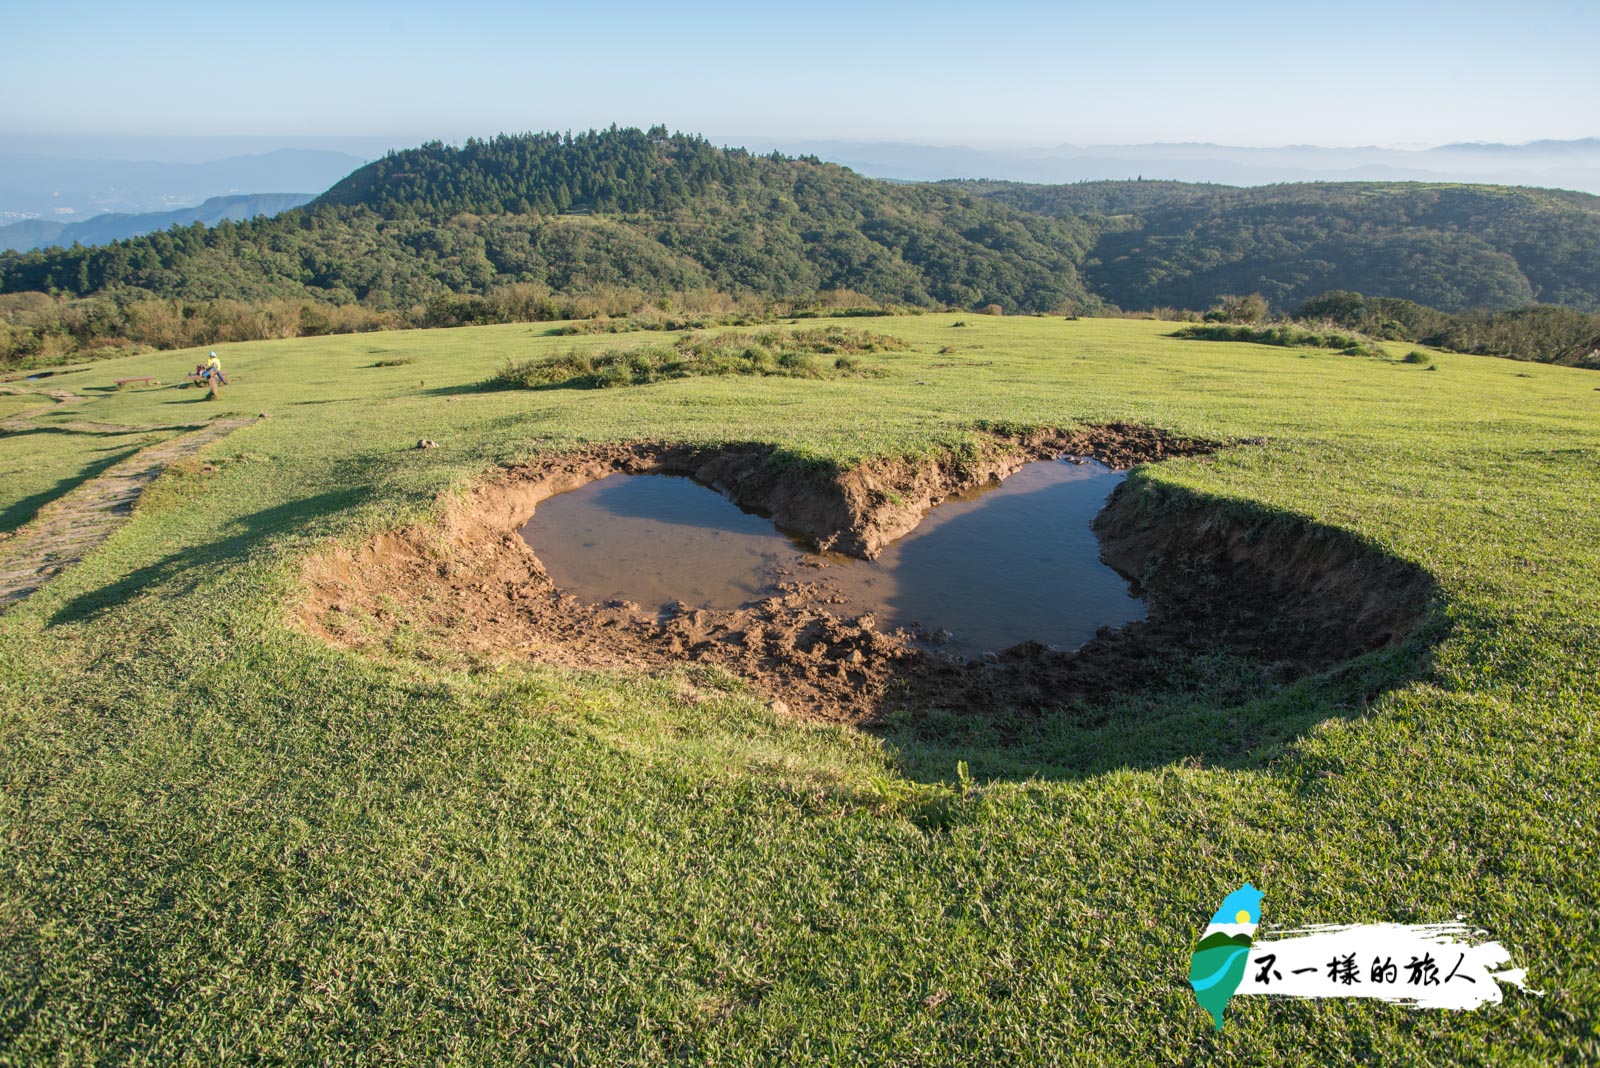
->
[0,316,1595,1062]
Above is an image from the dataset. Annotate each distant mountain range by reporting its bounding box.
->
[0,148,364,221]
[5,130,1598,318]
[0,193,317,252]
[6,136,1598,233]
[775,138,1600,194]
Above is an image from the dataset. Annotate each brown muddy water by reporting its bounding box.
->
[519,458,1145,659]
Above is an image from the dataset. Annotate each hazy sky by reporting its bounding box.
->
[4,0,1596,151]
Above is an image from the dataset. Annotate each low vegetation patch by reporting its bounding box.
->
[549,312,771,336]
[1170,322,1385,356]
[483,326,901,389]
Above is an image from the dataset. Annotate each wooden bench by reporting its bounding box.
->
[114,376,158,388]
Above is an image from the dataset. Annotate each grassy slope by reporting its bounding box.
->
[0,317,1595,1063]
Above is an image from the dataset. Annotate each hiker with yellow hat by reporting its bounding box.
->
[204,352,228,386]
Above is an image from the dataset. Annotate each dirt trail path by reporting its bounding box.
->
[0,417,256,608]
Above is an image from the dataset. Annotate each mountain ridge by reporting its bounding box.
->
[0,149,363,220]
[773,136,1600,193]
[0,193,317,252]
[3,129,1599,318]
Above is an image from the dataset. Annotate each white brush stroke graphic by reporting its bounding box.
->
[1233,921,1539,1010]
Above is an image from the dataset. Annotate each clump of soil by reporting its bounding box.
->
[298,425,1435,724]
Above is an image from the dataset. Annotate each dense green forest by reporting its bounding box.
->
[4,128,1600,369]
[963,179,1600,313]
[0,129,1097,314]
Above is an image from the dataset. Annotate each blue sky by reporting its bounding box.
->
[3,0,1596,150]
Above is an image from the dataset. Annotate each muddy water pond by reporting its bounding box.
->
[520,459,1145,659]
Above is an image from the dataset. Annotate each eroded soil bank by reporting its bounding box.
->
[298,425,1436,723]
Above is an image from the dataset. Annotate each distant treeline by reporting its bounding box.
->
[6,282,1595,373]
[961,179,1600,314]
[0,285,897,370]
[1294,291,1600,367]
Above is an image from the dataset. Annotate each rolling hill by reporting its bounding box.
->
[0,131,1098,312]
[961,179,1600,312]
[3,129,1600,321]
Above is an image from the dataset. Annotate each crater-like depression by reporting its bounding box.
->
[300,427,1439,727]
[519,459,1143,659]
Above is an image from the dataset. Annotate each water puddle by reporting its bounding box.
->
[520,459,1145,658]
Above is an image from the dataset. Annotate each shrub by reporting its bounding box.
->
[1207,293,1271,323]
[482,326,902,390]
[1171,322,1384,357]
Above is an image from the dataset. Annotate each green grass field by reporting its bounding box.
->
[1,316,1595,1063]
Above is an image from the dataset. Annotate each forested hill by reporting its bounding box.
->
[318,129,770,216]
[5,129,1600,318]
[0,130,1098,313]
[959,179,1600,313]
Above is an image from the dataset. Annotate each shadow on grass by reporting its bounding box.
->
[0,442,146,534]
[877,635,1440,785]
[420,381,502,398]
[48,487,372,625]
[1,425,150,440]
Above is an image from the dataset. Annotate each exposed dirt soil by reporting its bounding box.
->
[297,426,1436,723]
